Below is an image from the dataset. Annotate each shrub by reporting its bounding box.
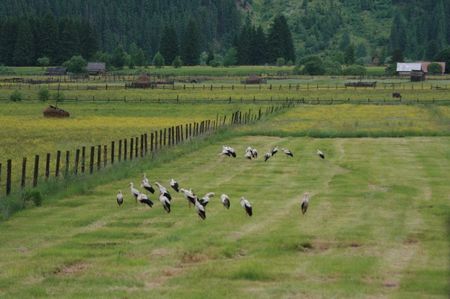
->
[152,52,165,68]
[172,56,183,68]
[209,54,223,67]
[10,90,22,102]
[53,92,65,102]
[63,55,87,74]
[37,56,50,68]
[0,65,13,75]
[276,57,286,66]
[323,60,342,75]
[223,48,238,67]
[38,88,50,102]
[428,63,442,75]
[22,190,43,207]
[343,65,367,76]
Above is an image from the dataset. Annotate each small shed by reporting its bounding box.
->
[241,75,267,84]
[410,70,426,82]
[87,62,106,75]
[43,105,70,118]
[46,67,67,76]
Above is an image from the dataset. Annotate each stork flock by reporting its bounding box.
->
[116,146,325,220]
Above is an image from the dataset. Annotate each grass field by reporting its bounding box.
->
[0,135,448,298]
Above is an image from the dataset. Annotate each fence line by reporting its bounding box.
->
[0,103,293,198]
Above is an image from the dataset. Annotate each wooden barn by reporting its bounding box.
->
[397,62,446,76]
[87,62,106,75]
[126,74,156,89]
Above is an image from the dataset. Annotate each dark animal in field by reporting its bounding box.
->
[392,92,402,99]
[301,192,310,215]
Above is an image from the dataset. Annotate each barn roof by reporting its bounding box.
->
[396,63,422,72]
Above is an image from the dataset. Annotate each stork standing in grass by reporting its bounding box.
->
[195,199,206,220]
[282,148,294,157]
[199,192,215,207]
[220,194,231,209]
[251,148,258,159]
[317,150,325,159]
[180,188,196,207]
[220,146,236,158]
[170,178,179,192]
[271,146,279,156]
[245,150,253,160]
[264,152,271,162]
[137,193,154,208]
[301,192,310,215]
[159,194,171,213]
[116,191,124,206]
[155,182,172,200]
[141,174,155,194]
[240,197,253,216]
[130,183,140,203]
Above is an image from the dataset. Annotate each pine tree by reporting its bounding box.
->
[236,20,252,65]
[111,45,126,68]
[182,19,200,66]
[390,10,407,53]
[0,19,18,65]
[57,19,80,64]
[38,14,58,63]
[429,0,447,52]
[160,25,178,65]
[266,15,295,63]
[344,44,355,65]
[79,21,98,61]
[13,20,34,66]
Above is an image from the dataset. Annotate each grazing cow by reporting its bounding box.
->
[392,92,402,100]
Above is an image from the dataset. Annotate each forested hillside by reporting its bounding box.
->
[0,0,449,66]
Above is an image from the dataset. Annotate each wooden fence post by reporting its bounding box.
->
[163,128,167,147]
[159,129,163,148]
[140,135,144,157]
[65,151,70,176]
[103,145,107,167]
[168,127,172,146]
[124,139,128,161]
[74,150,80,175]
[81,147,86,173]
[97,145,101,170]
[21,157,26,189]
[6,160,11,195]
[55,151,61,178]
[111,141,115,164]
[189,123,192,138]
[45,153,51,180]
[33,155,39,187]
[151,132,154,152]
[118,140,122,162]
[89,146,95,174]
[135,137,138,157]
[144,134,148,154]
[130,138,134,160]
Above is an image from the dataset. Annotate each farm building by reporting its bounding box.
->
[397,62,446,75]
[87,62,106,75]
[45,67,67,76]
[126,74,156,89]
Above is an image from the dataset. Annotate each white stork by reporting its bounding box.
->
[137,193,154,208]
[317,149,325,159]
[116,191,124,206]
[240,197,253,216]
[251,148,258,159]
[141,174,155,193]
[180,188,196,206]
[155,182,172,201]
[199,192,215,207]
[271,146,279,156]
[282,148,294,157]
[220,194,230,209]
[195,199,206,220]
[245,150,253,160]
[129,182,140,203]
[300,192,310,215]
[170,178,179,192]
[220,146,236,158]
[159,194,171,213]
[264,152,271,162]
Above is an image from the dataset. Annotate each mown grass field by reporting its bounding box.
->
[0,134,448,298]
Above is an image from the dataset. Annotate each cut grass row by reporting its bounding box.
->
[0,135,448,298]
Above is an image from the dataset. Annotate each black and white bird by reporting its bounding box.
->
[282,148,294,157]
[251,148,258,159]
[317,149,325,159]
[220,194,231,209]
[195,199,206,220]
[245,150,253,160]
[116,191,124,206]
[170,178,179,192]
[199,192,215,207]
[155,182,172,200]
[240,197,253,216]
[130,182,140,202]
[137,192,154,208]
[159,194,171,213]
[220,146,236,158]
[180,188,196,206]
[271,146,279,156]
[301,192,310,215]
[264,152,271,162]
[141,174,155,194]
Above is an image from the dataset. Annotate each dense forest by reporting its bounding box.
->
[0,0,449,67]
